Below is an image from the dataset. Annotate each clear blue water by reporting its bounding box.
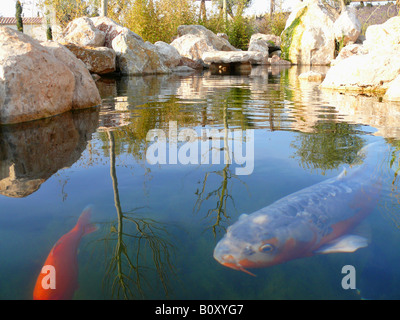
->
[1,65,400,300]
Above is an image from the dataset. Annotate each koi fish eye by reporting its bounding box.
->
[259,243,274,253]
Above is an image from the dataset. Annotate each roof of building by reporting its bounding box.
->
[0,17,43,25]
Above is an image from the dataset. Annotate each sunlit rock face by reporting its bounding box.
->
[62,43,117,75]
[281,0,336,65]
[321,49,400,93]
[170,25,238,61]
[202,51,269,65]
[0,27,101,124]
[333,7,361,46]
[0,109,99,198]
[41,41,102,109]
[92,16,170,75]
[248,33,281,53]
[58,16,106,47]
[0,27,75,124]
[321,16,400,97]
[154,41,182,69]
[112,32,170,75]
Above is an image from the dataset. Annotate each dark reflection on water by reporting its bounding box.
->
[0,109,99,198]
[1,66,400,299]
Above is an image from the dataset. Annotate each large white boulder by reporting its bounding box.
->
[154,41,182,68]
[363,16,400,52]
[330,43,368,66]
[0,27,99,124]
[62,42,117,74]
[384,74,400,102]
[248,33,281,53]
[320,48,400,93]
[41,41,101,109]
[333,7,361,46]
[202,51,268,65]
[281,0,336,65]
[89,16,170,75]
[321,16,400,95]
[171,25,238,61]
[112,32,170,75]
[90,16,142,48]
[59,16,105,47]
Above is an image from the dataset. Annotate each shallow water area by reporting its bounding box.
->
[1,65,400,300]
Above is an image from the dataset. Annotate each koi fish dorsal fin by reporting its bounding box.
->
[314,235,368,254]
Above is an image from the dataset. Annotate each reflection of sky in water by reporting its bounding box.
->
[1,66,400,299]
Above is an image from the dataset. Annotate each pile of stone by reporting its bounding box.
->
[0,27,101,124]
[320,15,400,101]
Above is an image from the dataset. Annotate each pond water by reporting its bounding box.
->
[1,65,400,300]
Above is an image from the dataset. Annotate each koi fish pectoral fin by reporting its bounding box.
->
[314,235,368,254]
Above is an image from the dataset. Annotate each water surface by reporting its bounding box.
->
[1,66,400,300]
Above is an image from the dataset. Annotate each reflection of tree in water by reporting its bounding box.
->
[101,131,175,299]
[290,122,365,174]
[194,162,239,236]
[380,138,400,230]
[194,103,246,236]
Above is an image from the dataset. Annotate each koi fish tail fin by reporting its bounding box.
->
[77,205,99,236]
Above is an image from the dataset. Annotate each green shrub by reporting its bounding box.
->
[262,11,288,36]
[226,15,254,50]
[16,1,23,33]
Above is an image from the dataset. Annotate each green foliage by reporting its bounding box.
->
[107,0,198,43]
[16,1,23,33]
[38,0,98,28]
[261,11,288,36]
[124,0,160,43]
[226,14,254,50]
[200,0,254,50]
[212,0,252,18]
[335,35,345,57]
[46,25,53,40]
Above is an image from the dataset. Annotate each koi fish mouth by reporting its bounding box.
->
[219,254,256,277]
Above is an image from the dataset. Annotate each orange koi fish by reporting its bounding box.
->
[33,206,97,300]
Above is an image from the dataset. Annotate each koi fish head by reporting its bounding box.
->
[213,212,315,275]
